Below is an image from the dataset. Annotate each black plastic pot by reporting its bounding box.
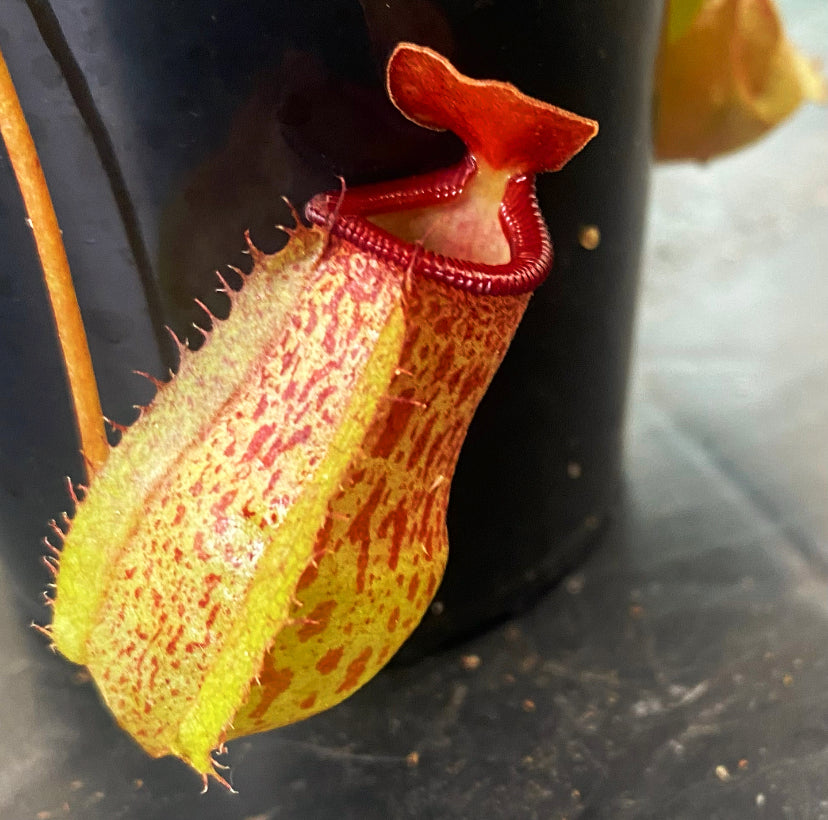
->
[0,0,660,740]
[403,1,663,657]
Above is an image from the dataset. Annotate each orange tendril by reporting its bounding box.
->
[0,47,107,476]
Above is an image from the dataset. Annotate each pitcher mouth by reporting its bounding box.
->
[304,40,598,298]
[304,155,552,297]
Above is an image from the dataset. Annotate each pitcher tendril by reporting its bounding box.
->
[0,46,108,477]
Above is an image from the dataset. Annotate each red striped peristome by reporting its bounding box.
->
[46,42,597,786]
[305,156,552,296]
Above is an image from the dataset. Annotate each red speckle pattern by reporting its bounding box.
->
[230,233,529,736]
[248,663,295,722]
[315,646,344,675]
[297,600,337,642]
[386,607,401,633]
[299,693,318,710]
[336,647,374,694]
[75,224,403,757]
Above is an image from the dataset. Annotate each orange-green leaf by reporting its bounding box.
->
[655,0,826,161]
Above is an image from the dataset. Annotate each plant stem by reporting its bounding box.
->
[0,46,108,477]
